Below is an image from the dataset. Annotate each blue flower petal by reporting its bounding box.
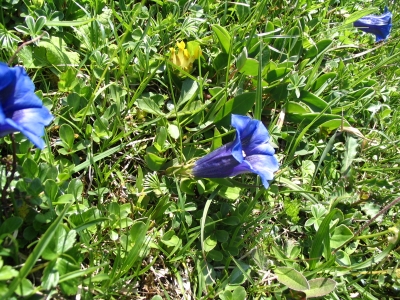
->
[192,144,244,178]
[192,114,279,188]
[2,67,43,113]
[0,63,53,149]
[353,7,392,42]
[0,62,13,91]
[245,154,280,188]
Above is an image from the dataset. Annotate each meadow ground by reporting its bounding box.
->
[0,0,400,299]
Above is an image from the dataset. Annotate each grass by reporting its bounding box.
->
[1,0,400,299]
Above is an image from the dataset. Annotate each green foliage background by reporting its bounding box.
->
[0,0,399,299]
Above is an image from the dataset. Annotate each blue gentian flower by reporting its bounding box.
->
[353,7,392,42]
[192,114,279,189]
[0,62,53,149]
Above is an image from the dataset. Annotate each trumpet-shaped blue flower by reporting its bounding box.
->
[192,114,279,189]
[353,7,392,42]
[0,62,53,149]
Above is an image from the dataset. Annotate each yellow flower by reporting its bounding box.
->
[170,41,201,74]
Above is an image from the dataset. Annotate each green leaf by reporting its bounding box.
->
[312,72,337,92]
[331,224,354,249]
[239,58,259,76]
[42,259,59,290]
[309,209,339,269]
[344,8,379,25]
[168,124,180,139]
[42,226,76,260]
[177,78,199,108]
[214,92,256,127]
[4,204,70,298]
[14,278,34,297]
[161,231,181,247]
[299,90,330,113]
[265,67,290,84]
[72,143,124,173]
[232,286,247,300]
[286,113,350,129]
[218,186,241,200]
[145,152,167,171]
[336,250,351,266]
[137,97,165,116]
[44,179,59,203]
[121,221,148,274]
[341,136,359,176]
[0,217,23,236]
[212,24,231,53]
[228,262,250,285]
[208,250,223,261]
[46,18,95,27]
[203,235,217,252]
[59,124,75,150]
[236,47,248,70]
[286,101,311,114]
[22,158,38,178]
[0,266,18,280]
[275,267,309,291]
[304,278,337,298]
[304,39,333,59]
[219,290,233,300]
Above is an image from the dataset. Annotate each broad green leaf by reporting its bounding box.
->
[286,101,311,114]
[299,91,330,113]
[59,124,75,150]
[145,152,167,171]
[212,24,231,53]
[331,224,354,249]
[336,250,351,266]
[305,278,337,298]
[344,8,379,25]
[46,18,94,27]
[275,267,309,291]
[203,235,217,252]
[14,278,34,297]
[312,72,336,92]
[238,58,259,76]
[42,259,59,290]
[218,186,241,200]
[44,180,58,203]
[304,39,333,59]
[0,217,23,236]
[168,124,180,139]
[137,97,165,116]
[236,47,248,70]
[177,78,199,108]
[121,221,148,274]
[309,209,340,269]
[22,158,38,178]
[265,67,290,84]
[232,286,247,300]
[341,136,359,176]
[0,266,18,280]
[214,92,256,127]
[161,231,181,247]
[219,290,233,300]
[286,113,350,129]
[215,230,229,243]
[208,250,223,261]
[228,262,250,285]
[42,226,77,260]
